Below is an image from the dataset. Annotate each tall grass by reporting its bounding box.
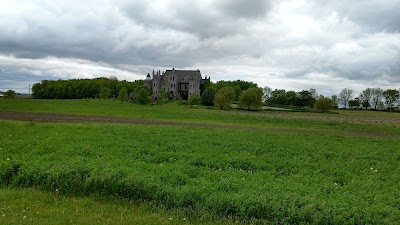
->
[1,120,399,223]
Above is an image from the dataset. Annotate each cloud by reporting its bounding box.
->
[0,0,399,95]
[318,0,400,32]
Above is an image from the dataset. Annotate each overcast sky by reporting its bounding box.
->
[1,0,399,96]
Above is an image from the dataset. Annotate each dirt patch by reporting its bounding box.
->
[227,110,400,127]
[0,110,398,139]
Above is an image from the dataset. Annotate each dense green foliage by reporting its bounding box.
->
[349,98,361,109]
[212,80,257,92]
[31,78,143,99]
[314,97,334,112]
[99,87,111,99]
[238,87,263,110]
[214,87,235,109]
[267,89,316,108]
[188,93,201,106]
[133,85,151,105]
[201,87,216,106]
[117,87,129,102]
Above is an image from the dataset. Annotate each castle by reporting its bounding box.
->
[145,68,207,100]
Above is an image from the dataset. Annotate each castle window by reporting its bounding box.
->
[171,84,173,88]
[173,77,175,81]
[154,83,155,87]
[174,84,176,88]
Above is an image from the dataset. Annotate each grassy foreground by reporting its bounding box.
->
[1,99,400,224]
[0,188,238,225]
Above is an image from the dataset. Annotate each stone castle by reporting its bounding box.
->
[145,68,207,100]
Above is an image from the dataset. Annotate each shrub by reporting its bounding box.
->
[238,87,263,110]
[314,97,334,112]
[214,87,235,110]
[201,87,216,106]
[3,90,17,99]
[118,87,128,102]
[133,85,151,105]
[188,93,201,106]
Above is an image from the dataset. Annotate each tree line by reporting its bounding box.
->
[28,77,400,112]
[338,87,400,111]
[31,78,144,100]
[30,78,263,109]
[262,87,400,111]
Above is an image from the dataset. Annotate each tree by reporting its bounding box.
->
[383,89,399,111]
[133,85,151,105]
[331,95,339,109]
[214,86,235,109]
[296,90,315,108]
[339,88,353,109]
[314,97,334,112]
[267,89,287,105]
[370,88,383,110]
[99,87,111,99]
[349,98,360,109]
[233,86,242,101]
[188,93,201,106]
[201,87,216,106]
[262,86,272,102]
[285,91,297,106]
[359,88,372,110]
[3,89,16,99]
[118,87,128,102]
[238,87,263,110]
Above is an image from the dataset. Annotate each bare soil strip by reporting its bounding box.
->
[0,110,397,139]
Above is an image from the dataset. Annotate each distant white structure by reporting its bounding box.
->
[109,75,118,81]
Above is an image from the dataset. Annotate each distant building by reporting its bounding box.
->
[145,68,207,100]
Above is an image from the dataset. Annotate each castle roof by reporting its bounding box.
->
[163,69,201,79]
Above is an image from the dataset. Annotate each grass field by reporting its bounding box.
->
[1,99,400,224]
[0,188,238,225]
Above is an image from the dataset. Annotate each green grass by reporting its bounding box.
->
[1,118,400,224]
[1,99,399,134]
[1,99,400,223]
[0,188,238,225]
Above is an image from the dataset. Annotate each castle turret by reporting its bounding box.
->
[145,73,152,90]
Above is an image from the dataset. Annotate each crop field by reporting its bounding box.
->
[1,99,400,224]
